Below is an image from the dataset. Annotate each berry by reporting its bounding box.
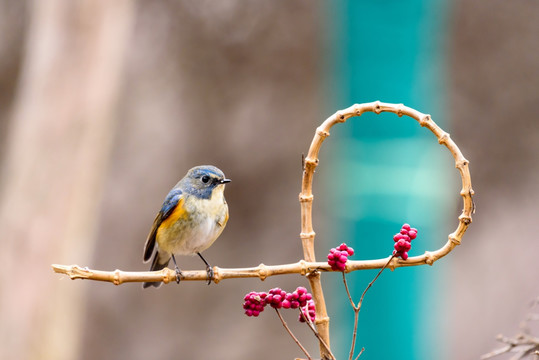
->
[337,243,354,256]
[299,300,316,323]
[243,291,267,317]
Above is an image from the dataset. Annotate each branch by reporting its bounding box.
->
[52,252,450,285]
[299,101,474,359]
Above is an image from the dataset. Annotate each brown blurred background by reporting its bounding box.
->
[0,1,538,359]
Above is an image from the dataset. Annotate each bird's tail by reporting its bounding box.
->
[142,252,170,289]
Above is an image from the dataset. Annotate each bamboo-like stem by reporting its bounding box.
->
[52,252,440,285]
[299,101,474,359]
[275,309,313,360]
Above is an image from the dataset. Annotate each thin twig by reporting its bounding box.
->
[342,272,359,360]
[354,347,365,360]
[358,255,395,310]
[348,308,360,360]
[345,255,395,360]
[275,308,313,360]
[342,272,357,310]
[299,309,336,360]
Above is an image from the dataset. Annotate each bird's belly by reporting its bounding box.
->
[157,212,224,255]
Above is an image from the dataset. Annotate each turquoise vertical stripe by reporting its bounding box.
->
[324,1,453,359]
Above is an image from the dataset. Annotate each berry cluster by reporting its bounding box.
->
[393,223,417,260]
[243,291,267,317]
[299,300,316,323]
[327,243,355,271]
[266,287,288,309]
[243,286,316,322]
[282,286,312,309]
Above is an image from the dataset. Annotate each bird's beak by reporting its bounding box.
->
[219,178,231,184]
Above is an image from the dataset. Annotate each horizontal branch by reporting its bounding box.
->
[52,251,447,286]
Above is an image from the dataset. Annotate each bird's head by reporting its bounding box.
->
[182,165,231,199]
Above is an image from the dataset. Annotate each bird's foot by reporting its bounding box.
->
[205,265,214,285]
[174,266,182,284]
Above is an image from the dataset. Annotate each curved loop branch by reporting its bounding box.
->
[299,101,475,360]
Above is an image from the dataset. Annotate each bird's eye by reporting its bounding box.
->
[201,175,210,184]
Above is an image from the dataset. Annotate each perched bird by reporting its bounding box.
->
[142,165,230,288]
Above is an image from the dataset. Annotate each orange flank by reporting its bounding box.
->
[158,197,187,233]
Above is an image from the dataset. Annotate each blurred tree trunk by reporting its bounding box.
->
[0,1,133,359]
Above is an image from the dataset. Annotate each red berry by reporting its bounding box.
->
[408,230,417,239]
[402,224,411,231]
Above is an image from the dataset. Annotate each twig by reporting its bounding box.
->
[480,333,539,359]
[299,309,336,360]
[357,255,395,310]
[275,309,313,360]
[354,347,365,360]
[344,255,395,360]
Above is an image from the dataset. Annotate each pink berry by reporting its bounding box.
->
[408,230,417,239]
[400,229,408,235]
[402,224,411,231]
[401,252,409,260]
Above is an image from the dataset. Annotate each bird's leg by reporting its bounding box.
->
[197,252,213,285]
[171,255,182,284]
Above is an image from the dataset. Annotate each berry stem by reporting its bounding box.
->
[343,254,396,360]
[274,308,313,360]
[358,254,395,310]
[298,309,336,360]
[354,347,365,360]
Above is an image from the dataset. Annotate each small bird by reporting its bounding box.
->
[142,165,230,288]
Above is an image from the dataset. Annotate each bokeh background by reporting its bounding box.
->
[1,1,538,359]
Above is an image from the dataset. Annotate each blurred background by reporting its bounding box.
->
[0,0,538,359]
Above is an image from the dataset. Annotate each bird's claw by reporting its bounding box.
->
[205,265,213,285]
[174,266,182,284]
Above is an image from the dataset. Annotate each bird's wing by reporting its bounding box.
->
[143,188,183,262]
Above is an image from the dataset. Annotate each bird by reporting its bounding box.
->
[142,165,230,288]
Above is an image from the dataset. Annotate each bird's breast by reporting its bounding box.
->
[157,191,228,255]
